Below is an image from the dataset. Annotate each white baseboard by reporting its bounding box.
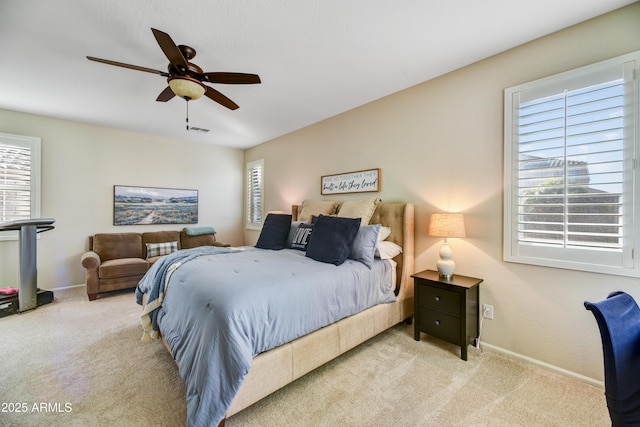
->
[481,342,604,389]
[41,284,86,291]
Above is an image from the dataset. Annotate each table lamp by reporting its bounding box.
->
[428,213,466,280]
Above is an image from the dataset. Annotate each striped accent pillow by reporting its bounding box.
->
[145,241,178,259]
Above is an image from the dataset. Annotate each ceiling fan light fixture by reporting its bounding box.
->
[168,76,206,100]
[87,29,260,110]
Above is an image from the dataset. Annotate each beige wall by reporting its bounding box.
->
[244,3,640,382]
[0,108,245,290]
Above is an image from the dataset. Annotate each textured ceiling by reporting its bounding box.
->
[0,1,635,149]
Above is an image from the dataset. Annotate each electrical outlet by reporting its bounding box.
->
[483,304,494,320]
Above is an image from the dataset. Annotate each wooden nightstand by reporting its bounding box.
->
[412,269,482,360]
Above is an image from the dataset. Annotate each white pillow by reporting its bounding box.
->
[375,241,402,259]
[377,226,391,242]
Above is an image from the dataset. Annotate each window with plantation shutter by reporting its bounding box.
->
[246,159,263,230]
[504,51,639,277]
[0,133,41,241]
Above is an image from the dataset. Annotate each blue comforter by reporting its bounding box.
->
[137,246,395,427]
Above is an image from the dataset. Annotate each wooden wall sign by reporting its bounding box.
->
[321,168,380,195]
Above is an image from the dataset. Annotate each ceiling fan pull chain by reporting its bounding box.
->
[185,99,189,131]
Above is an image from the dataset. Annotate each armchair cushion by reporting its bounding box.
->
[93,233,142,261]
[181,230,216,249]
[99,258,149,280]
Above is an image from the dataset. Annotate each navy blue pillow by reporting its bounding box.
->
[305,215,361,265]
[256,213,292,250]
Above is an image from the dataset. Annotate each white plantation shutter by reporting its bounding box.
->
[246,159,263,230]
[504,52,639,276]
[0,133,41,232]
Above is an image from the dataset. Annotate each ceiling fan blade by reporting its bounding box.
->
[156,86,176,102]
[86,56,168,76]
[205,87,239,110]
[151,28,188,70]
[203,72,261,84]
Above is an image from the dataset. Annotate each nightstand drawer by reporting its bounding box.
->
[418,285,460,314]
[417,307,461,343]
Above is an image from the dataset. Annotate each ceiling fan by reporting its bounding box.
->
[87,28,261,110]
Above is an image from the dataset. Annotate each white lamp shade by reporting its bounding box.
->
[428,213,466,238]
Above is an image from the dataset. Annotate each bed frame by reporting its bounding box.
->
[161,202,415,426]
[223,202,414,422]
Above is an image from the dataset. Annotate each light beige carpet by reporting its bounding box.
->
[1,287,609,427]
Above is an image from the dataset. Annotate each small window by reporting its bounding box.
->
[0,133,41,241]
[504,51,639,277]
[246,159,264,230]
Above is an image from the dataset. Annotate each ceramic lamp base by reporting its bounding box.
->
[436,241,456,280]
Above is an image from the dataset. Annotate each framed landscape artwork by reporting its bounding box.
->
[113,185,198,225]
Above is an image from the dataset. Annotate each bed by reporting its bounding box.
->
[136,201,414,427]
